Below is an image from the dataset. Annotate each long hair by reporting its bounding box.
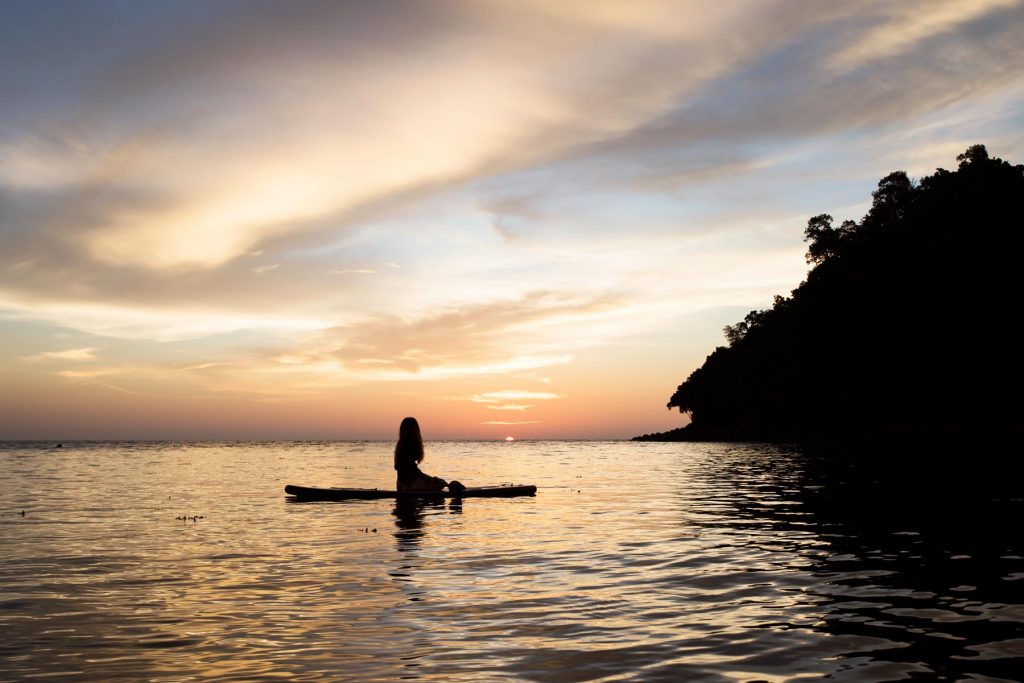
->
[394,416,424,468]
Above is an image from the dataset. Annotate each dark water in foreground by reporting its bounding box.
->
[0,441,1021,682]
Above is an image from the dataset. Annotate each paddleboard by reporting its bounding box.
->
[285,484,537,500]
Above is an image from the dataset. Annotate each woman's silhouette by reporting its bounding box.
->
[394,417,448,492]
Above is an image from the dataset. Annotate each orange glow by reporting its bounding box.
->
[3,1,1009,440]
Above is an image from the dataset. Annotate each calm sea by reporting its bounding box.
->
[0,441,1021,682]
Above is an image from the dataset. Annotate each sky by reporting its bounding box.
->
[2,0,1023,440]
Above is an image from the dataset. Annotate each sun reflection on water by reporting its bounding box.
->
[0,441,1021,681]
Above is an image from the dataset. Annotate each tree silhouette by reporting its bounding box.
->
[636,146,1024,446]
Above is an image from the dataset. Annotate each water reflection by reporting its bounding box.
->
[392,498,463,552]
[796,453,1024,681]
[392,498,429,552]
[390,498,465,616]
[1,441,1020,682]
[685,446,1024,681]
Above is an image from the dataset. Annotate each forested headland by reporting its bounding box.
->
[635,146,1022,446]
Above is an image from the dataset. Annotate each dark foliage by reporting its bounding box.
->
[638,146,1023,445]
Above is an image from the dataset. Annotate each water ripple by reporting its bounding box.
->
[1,441,1021,681]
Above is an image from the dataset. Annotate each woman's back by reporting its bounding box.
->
[393,417,446,492]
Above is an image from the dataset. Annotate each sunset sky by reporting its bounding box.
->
[2,0,1022,440]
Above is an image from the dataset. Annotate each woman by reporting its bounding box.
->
[394,417,448,492]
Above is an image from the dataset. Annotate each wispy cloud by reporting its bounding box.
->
[0,298,330,343]
[466,389,564,411]
[1,1,1021,313]
[0,2,842,274]
[28,347,99,361]
[1,1,1022,437]
[301,290,620,379]
[829,0,1022,72]
[468,390,565,403]
[55,368,119,379]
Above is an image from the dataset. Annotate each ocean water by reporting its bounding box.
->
[0,440,1021,682]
